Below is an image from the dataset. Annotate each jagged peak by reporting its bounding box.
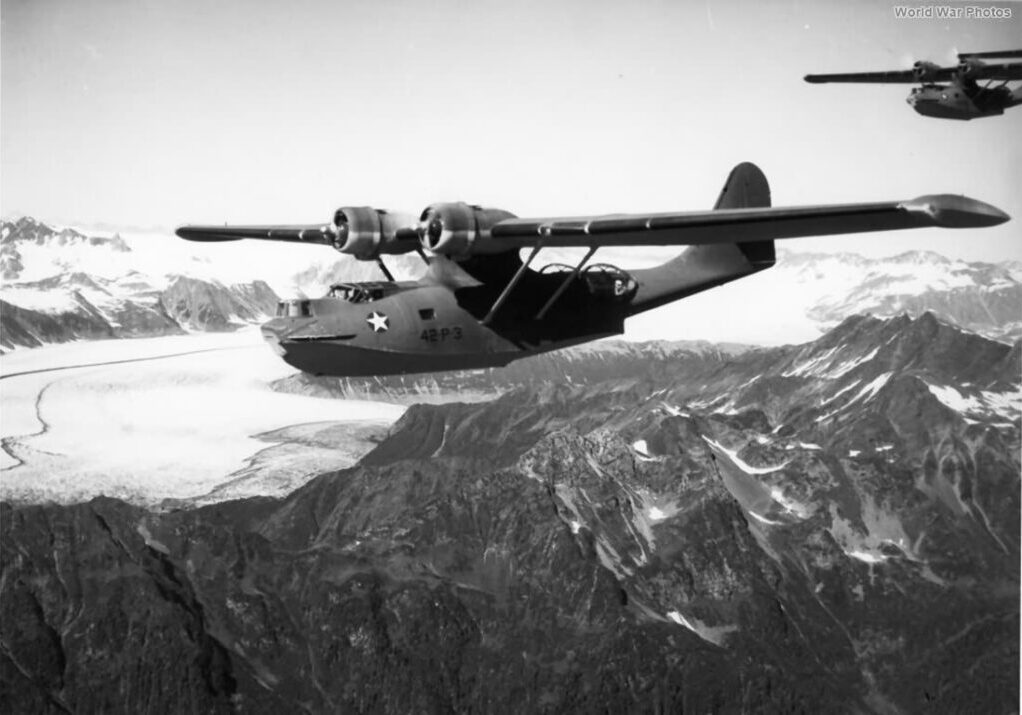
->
[887,250,951,266]
[0,215,129,251]
[790,312,1003,378]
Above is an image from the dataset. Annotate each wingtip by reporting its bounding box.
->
[175,225,243,242]
[905,195,1010,228]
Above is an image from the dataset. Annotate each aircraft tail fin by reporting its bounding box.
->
[713,161,772,210]
[627,162,776,316]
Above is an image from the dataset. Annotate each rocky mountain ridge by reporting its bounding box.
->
[1,313,1017,712]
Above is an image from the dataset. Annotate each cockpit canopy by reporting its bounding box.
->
[327,282,389,303]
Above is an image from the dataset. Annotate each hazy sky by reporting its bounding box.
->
[3,0,1020,262]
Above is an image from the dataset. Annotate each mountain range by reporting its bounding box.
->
[2,312,1017,712]
[1,217,279,351]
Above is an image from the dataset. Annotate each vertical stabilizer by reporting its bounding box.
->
[627,162,777,316]
[714,161,772,210]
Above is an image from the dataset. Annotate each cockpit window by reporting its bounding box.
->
[277,300,313,317]
[329,285,385,303]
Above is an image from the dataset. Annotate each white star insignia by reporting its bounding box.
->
[366,311,389,333]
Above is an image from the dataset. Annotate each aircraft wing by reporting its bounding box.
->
[176,224,338,244]
[969,62,1022,81]
[959,50,1022,60]
[804,69,953,84]
[486,195,1008,250]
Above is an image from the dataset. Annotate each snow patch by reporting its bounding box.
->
[821,379,862,406]
[665,610,737,646]
[843,372,893,408]
[632,439,659,462]
[748,511,786,526]
[1,287,81,313]
[846,549,887,565]
[769,487,811,518]
[826,347,879,379]
[927,384,983,413]
[979,389,1022,420]
[660,403,690,418]
[782,346,840,378]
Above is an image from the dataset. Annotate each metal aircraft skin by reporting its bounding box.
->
[176,162,1009,377]
[805,50,1022,120]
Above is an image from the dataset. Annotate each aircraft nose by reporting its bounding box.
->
[261,323,288,356]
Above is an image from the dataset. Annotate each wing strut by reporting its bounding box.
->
[376,258,395,282]
[535,246,598,320]
[481,244,542,326]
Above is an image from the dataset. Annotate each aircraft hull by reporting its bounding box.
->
[269,334,523,376]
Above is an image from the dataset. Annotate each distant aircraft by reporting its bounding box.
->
[804,50,1022,120]
[177,163,1008,376]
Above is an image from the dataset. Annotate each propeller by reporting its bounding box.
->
[416,209,445,251]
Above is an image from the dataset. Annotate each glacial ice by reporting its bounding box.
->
[702,437,789,474]
[1,329,404,504]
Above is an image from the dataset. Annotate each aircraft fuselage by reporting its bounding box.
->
[260,260,634,376]
[906,81,1017,119]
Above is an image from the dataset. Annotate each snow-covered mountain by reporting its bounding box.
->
[627,246,1022,345]
[788,249,1022,342]
[0,217,280,351]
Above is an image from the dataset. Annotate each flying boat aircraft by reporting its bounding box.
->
[804,50,1022,120]
[177,163,1008,376]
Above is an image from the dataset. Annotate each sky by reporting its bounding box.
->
[2,0,1021,263]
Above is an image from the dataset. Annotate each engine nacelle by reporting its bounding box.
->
[913,60,941,82]
[957,57,985,80]
[418,202,516,256]
[331,207,408,259]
